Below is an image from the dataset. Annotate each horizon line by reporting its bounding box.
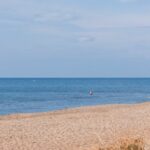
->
[0,77,150,79]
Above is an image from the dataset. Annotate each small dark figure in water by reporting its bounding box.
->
[89,90,93,96]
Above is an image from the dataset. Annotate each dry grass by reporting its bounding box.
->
[98,138,144,150]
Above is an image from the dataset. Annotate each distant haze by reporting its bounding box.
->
[0,0,150,77]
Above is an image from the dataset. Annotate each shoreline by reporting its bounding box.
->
[0,102,150,149]
[0,102,142,118]
[0,102,140,119]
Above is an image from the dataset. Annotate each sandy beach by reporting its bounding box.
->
[0,103,150,150]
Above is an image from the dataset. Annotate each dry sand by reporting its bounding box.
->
[0,102,150,150]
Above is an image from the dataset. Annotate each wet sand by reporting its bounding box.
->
[0,102,150,150]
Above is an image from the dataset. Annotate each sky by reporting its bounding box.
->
[0,0,150,77]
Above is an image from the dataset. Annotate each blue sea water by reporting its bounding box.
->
[0,78,150,115]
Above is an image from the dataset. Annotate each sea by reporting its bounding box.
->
[0,78,150,115]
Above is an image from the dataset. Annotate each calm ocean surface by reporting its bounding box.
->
[0,78,150,115]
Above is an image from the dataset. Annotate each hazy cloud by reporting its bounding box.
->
[119,0,138,2]
[72,14,150,29]
[78,36,95,42]
[34,11,77,23]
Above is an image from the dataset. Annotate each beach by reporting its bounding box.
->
[0,102,150,150]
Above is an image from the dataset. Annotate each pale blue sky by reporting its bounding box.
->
[0,0,150,77]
